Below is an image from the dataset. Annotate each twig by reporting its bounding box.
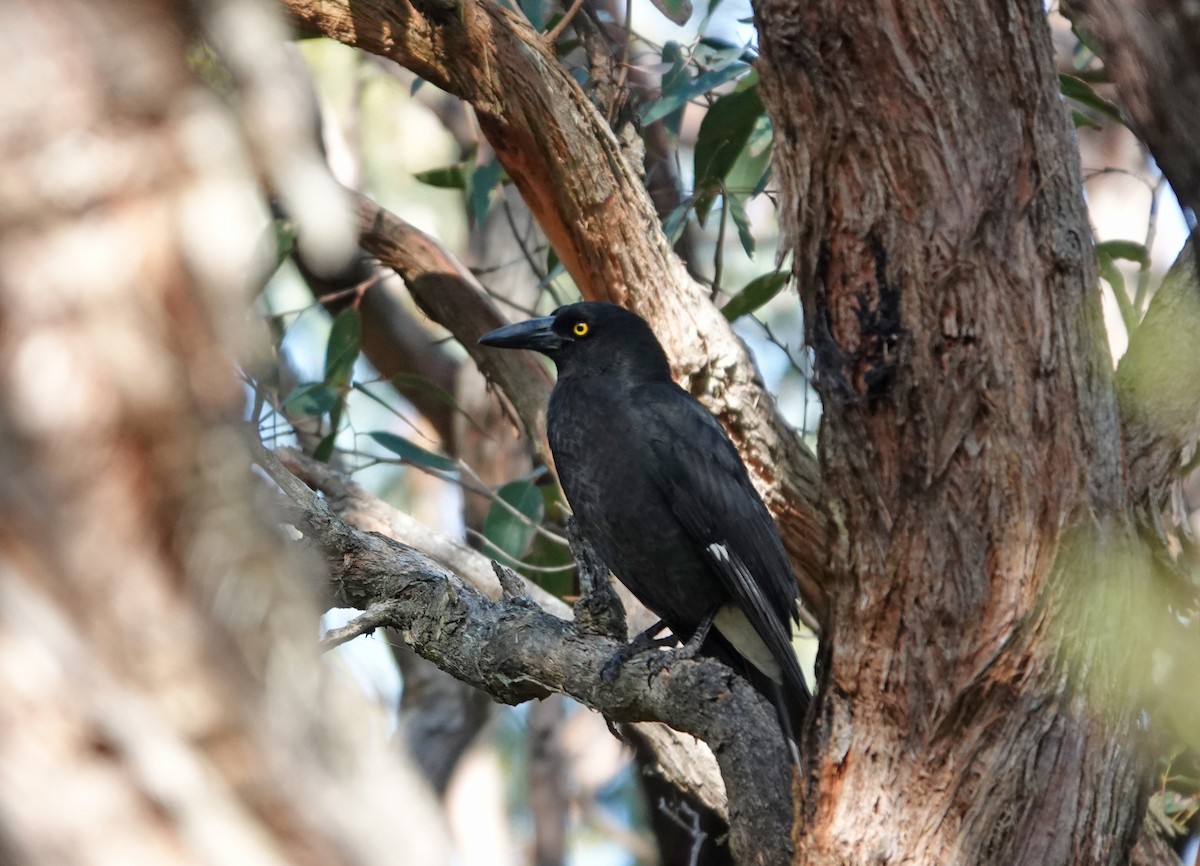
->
[321,602,399,650]
[492,560,532,602]
[545,0,587,44]
[658,797,707,866]
[711,192,728,301]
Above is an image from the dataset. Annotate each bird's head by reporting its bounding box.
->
[478,301,672,381]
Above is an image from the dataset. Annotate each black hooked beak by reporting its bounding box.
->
[477,316,565,353]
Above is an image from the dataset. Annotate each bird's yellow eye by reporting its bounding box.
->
[572,321,590,337]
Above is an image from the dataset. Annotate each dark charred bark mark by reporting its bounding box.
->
[853,231,901,398]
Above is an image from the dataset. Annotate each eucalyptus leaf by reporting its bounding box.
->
[729,196,755,259]
[482,480,545,562]
[414,163,470,189]
[646,0,692,25]
[642,59,749,126]
[313,430,338,463]
[283,382,339,416]
[1058,73,1124,126]
[653,42,689,137]
[324,307,361,386]
[694,81,763,222]
[721,271,790,321]
[469,160,503,226]
[369,431,458,473]
[1096,239,1149,268]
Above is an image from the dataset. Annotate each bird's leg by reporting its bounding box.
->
[673,606,717,660]
[601,619,677,683]
[641,606,718,680]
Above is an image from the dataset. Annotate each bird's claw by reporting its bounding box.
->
[602,643,680,689]
[643,649,673,685]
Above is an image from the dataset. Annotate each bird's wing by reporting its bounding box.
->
[632,383,807,698]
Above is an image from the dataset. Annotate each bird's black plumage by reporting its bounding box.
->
[479,302,809,745]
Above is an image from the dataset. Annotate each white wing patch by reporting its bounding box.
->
[713,605,783,683]
[707,542,731,563]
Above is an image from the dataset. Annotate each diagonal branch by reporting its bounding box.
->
[353,194,555,462]
[1064,0,1200,220]
[283,0,829,623]
[259,447,794,865]
[273,446,731,821]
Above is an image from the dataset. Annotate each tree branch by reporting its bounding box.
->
[283,0,829,624]
[1064,0,1200,219]
[271,447,730,820]
[261,448,792,865]
[354,193,556,463]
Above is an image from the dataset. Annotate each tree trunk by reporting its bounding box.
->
[753,1,1147,863]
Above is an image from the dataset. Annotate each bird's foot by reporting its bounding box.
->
[601,620,674,683]
[638,607,717,682]
[603,608,720,684]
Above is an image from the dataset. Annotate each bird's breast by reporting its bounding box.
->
[547,382,724,633]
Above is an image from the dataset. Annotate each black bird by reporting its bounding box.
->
[479,301,810,749]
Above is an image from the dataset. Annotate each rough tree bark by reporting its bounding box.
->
[270,0,1199,862]
[752,1,1153,863]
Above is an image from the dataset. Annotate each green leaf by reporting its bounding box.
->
[728,196,755,258]
[1069,21,1105,61]
[324,307,361,386]
[1058,73,1124,126]
[646,0,692,25]
[652,42,689,137]
[482,480,545,562]
[468,160,503,226]
[1071,67,1110,84]
[1097,248,1136,333]
[721,270,790,321]
[1096,239,1150,268]
[693,80,763,222]
[312,430,338,463]
[724,112,773,195]
[1096,240,1148,333]
[1071,110,1102,130]
[414,163,470,189]
[662,201,691,244]
[369,431,459,473]
[282,382,339,416]
[1096,249,1125,295]
[697,36,754,61]
[641,58,749,126]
